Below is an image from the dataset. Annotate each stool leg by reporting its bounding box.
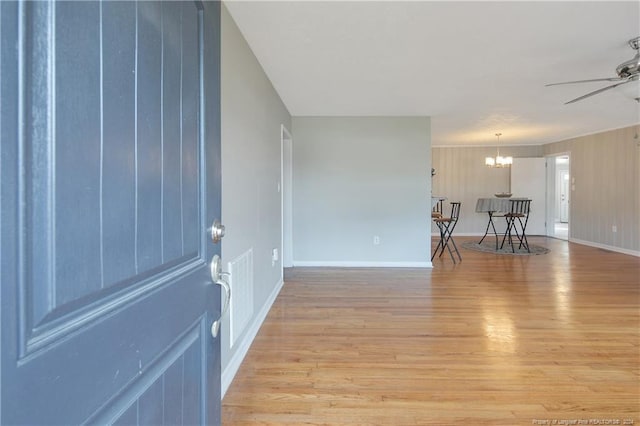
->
[517,217,530,252]
[431,222,444,261]
[439,222,458,264]
[500,216,515,251]
[449,235,461,262]
[441,224,456,263]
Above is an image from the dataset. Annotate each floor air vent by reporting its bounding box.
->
[228,249,254,348]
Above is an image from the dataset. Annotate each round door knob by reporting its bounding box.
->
[210,220,225,243]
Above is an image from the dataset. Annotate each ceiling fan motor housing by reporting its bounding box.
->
[616,54,640,78]
[617,37,640,78]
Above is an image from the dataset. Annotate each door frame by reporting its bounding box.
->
[545,152,570,240]
[558,169,570,223]
[280,124,293,270]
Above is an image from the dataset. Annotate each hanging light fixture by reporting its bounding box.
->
[485,132,513,167]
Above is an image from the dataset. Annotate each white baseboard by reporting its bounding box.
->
[292,261,432,268]
[221,277,284,398]
[570,238,640,257]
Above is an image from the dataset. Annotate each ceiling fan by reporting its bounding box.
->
[546,36,640,104]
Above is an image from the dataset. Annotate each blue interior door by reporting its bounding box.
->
[1,1,222,424]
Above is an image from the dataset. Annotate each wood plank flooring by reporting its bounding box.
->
[222,237,640,425]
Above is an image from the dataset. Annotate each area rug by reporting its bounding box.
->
[461,240,550,256]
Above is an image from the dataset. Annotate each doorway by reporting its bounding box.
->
[546,154,570,240]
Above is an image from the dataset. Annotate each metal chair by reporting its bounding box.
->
[500,199,531,252]
[432,202,462,263]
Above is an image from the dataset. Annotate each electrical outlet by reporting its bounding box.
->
[271,248,279,266]
[373,236,380,245]
[612,225,617,233]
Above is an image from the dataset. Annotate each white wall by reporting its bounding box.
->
[292,117,431,267]
[221,4,291,394]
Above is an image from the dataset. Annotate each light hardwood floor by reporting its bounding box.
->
[222,237,640,425]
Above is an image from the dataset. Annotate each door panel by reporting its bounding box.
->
[137,0,164,273]
[1,1,222,424]
[85,319,206,424]
[162,1,185,264]
[102,1,137,287]
[54,0,103,302]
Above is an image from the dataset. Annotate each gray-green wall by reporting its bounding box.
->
[220,4,291,395]
[292,117,431,266]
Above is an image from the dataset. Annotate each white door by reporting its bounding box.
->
[511,158,546,235]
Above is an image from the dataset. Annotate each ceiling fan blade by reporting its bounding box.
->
[545,77,625,87]
[564,79,633,104]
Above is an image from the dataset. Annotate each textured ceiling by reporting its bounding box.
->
[225,1,640,146]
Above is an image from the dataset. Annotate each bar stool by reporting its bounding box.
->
[432,202,462,264]
[500,199,531,252]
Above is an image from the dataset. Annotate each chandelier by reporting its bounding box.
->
[485,132,512,167]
